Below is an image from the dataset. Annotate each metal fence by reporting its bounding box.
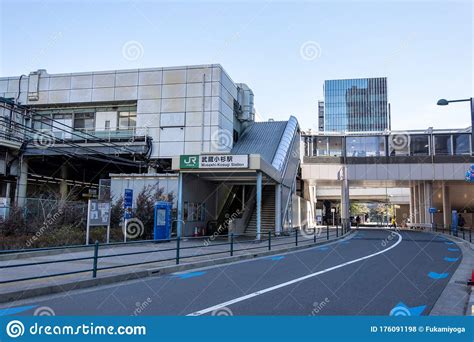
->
[408,223,472,243]
[0,224,350,284]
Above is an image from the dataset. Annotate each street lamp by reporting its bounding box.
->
[437,97,473,155]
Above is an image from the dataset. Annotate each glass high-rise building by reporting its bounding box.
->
[322,77,389,132]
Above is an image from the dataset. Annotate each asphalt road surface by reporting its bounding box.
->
[0,229,462,316]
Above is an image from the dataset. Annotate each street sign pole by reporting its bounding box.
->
[86,199,91,245]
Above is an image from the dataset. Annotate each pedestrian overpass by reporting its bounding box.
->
[301,128,474,228]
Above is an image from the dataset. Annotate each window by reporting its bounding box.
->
[184,202,206,221]
[434,135,452,155]
[410,135,429,156]
[346,136,385,157]
[454,134,470,155]
[104,120,111,130]
[118,111,137,129]
[328,136,343,156]
[74,112,94,131]
[314,137,328,156]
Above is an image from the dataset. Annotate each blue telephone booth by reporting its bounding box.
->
[154,202,172,240]
[451,210,458,236]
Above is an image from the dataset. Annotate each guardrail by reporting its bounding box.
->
[408,223,472,243]
[0,225,350,285]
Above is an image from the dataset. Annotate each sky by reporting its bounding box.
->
[0,0,472,131]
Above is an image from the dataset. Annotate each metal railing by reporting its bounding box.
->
[408,223,472,243]
[0,224,351,285]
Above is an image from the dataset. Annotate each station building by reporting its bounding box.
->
[0,64,308,238]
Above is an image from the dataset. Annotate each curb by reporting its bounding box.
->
[429,233,473,316]
[0,231,354,304]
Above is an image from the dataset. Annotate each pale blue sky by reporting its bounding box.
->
[1,0,472,130]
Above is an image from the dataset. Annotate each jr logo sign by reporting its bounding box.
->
[180,155,199,169]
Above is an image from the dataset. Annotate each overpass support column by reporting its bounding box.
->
[417,182,425,224]
[412,183,419,224]
[409,185,415,224]
[275,183,282,236]
[442,182,451,228]
[340,166,350,230]
[256,171,262,240]
[15,156,28,207]
[424,181,433,225]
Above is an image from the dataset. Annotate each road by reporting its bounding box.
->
[0,229,462,316]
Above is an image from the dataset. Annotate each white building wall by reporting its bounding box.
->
[0,64,245,159]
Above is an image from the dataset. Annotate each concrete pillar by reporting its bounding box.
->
[256,171,262,240]
[60,164,68,201]
[418,182,425,224]
[424,181,433,225]
[15,156,28,207]
[275,183,282,235]
[413,183,418,224]
[442,182,451,228]
[340,166,350,230]
[177,172,183,238]
[409,185,414,224]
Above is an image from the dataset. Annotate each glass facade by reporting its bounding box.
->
[324,78,388,132]
[302,132,471,157]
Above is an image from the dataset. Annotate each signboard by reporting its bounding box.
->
[86,200,111,245]
[180,155,199,169]
[429,207,437,214]
[331,208,336,213]
[465,164,474,183]
[88,200,111,226]
[124,189,133,219]
[180,155,249,169]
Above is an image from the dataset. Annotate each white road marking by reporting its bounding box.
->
[187,231,403,316]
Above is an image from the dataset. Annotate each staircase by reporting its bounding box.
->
[245,186,275,236]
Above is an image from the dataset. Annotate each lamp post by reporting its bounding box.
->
[437,97,473,155]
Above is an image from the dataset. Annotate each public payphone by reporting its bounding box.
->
[154,201,172,240]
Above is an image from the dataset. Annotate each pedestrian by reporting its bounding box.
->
[391,216,397,229]
[458,214,465,228]
[356,215,361,228]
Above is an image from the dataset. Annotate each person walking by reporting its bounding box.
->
[356,215,361,228]
[391,216,397,229]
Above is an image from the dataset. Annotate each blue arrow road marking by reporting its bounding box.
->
[444,242,455,245]
[443,257,459,262]
[0,305,37,316]
[389,302,426,316]
[267,255,285,261]
[428,272,449,279]
[448,248,460,252]
[173,271,206,279]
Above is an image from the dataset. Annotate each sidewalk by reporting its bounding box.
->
[0,227,346,303]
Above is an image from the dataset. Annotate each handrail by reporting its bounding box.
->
[0,225,351,284]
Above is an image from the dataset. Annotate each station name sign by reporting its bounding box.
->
[180,154,248,169]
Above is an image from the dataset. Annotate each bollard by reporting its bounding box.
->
[92,240,99,278]
[230,233,234,256]
[469,228,471,243]
[327,224,329,240]
[176,237,181,265]
[268,231,272,251]
[295,229,298,246]
[336,223,339,238]
[313,227,316,243]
